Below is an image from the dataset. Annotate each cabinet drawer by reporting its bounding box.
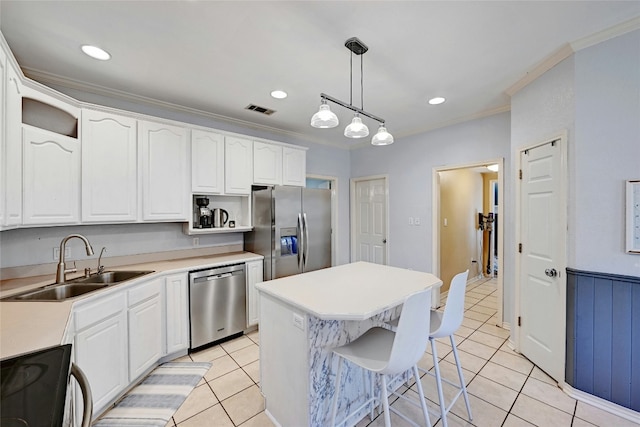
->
[75,292,126,331]
[128,279,161,307]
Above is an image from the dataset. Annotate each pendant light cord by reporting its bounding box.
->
[349,50,353,107]
[360,53,364,110]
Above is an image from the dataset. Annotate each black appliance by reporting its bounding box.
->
[0,344,93,427]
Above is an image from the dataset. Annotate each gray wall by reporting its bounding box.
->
[573,29,640,276]
[1,86,353,268]
[350,112,511,306]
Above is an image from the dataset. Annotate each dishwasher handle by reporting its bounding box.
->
[206,272,232,280]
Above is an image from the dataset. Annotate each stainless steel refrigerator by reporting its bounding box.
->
[245,186,331,280]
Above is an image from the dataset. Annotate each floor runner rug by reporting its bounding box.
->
[94,361,211,427]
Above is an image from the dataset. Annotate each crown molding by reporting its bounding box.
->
[571,16,640,52]
[21,67,348,150]
[505,43,574,97]
[506,16,640,97]
[348,104,512,150]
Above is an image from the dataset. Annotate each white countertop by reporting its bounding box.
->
[0,251,263,359]
[256,261,442,321]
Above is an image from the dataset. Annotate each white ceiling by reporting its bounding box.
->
[1,1,638,147]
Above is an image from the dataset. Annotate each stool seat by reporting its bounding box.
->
[330,288,433,427]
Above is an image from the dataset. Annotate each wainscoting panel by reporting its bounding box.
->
[566,268,640,412]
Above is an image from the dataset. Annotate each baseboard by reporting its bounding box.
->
[563,384,640,424]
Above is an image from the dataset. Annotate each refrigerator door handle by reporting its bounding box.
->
[303,212,309,270]
[297,213,304,271]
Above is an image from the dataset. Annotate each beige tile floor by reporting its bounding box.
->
[166,278,639,427]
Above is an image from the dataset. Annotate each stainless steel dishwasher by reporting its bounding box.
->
[189,263,246,349]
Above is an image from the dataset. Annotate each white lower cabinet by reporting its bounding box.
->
[165,273,189,354]
[74,292,128,419]
[246,260,263,327]
[128,278,163,381]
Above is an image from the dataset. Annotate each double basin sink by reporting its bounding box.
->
[2,270,154,302]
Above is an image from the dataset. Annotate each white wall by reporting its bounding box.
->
[0,86,353,268]
[573,29,640,276]
[350,112,511,273]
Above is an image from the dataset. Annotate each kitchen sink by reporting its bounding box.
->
[4,283,109,301]
[70,270,154,284]
[2,270,155,302]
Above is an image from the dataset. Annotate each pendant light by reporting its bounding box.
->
[310,37,393,146]
[344,114,369,138]
[310,98,339,128]
[371,124,394,146]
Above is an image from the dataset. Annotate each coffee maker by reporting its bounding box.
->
[195,197,213,228]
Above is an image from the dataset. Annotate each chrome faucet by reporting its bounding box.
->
[55,234,95,284]
[96,247,107,274]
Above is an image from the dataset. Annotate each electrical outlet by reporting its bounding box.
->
[53,247,71,261]
[292,313,305,330]
[192,237,199,247]
[414,217,421,225]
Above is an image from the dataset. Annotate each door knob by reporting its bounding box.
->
[545,268,558,278]
[382,238,387,244]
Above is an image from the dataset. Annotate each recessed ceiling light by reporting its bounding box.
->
[81,45,111,61]
[428,97,446,105]
[270,90,287,99]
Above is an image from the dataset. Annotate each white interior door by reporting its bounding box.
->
[353,178,387,264]
[519,138,566,383]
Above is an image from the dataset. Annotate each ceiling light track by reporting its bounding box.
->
[310,37,394,146]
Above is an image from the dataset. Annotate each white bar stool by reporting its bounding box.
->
[387,270,472,427]
[330,288,433,427]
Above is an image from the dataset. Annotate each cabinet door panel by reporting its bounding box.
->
[253,141,282,185]
[192,129,224,193]
[4,64,23,226]
[75,312,128,417]
[282,147,306,187]
[246,260,263,327]
[22,126,80,224]
[82,110,137,222]
[141,121,189,221]
[165,273,189,354]
[224,137,252,195]
[129,295,163,381]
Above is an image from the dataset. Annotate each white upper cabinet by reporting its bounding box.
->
[253,141,282,186]
[22,125,80,225]
[3,61,22,227]
[140,121,190,221]
[252,141,307,187]
[191,129,224,194]
[282,146,307,187]
[0,45,6,226]
[82,109,137,222]
[224,136,252,195]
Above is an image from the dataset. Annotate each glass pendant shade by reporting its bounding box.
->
[371,124,394,146]
[310,101,339,128]
[344,115,369,138]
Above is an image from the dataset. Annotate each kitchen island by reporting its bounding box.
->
[256,261,442,427]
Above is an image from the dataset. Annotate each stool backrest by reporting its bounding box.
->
[435,270,469,338]
[383,288,432,375]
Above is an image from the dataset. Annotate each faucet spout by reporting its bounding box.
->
[55,234,95,284]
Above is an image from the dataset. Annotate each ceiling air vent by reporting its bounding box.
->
[245,104,276,116]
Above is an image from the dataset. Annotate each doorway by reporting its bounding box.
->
[350,175,389,264]
[432,160,504,325]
